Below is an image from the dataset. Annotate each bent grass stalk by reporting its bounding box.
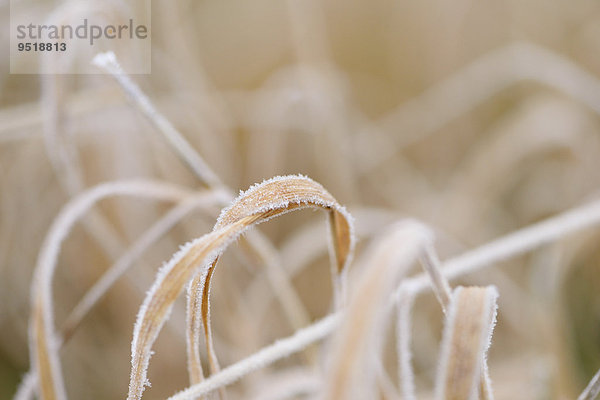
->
[19,190,224,400]
[128,175,354,400]
[29,180,195,400]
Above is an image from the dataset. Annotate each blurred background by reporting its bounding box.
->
[2,0,600,398]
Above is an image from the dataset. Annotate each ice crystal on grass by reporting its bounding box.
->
[127,175,354,400]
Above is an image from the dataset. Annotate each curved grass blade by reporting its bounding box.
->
[128,175,354,399]
[187,175,354,387]
[29,180,192,400]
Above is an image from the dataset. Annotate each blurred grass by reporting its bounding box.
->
[2,0,600,398]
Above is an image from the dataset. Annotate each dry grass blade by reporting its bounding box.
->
[128,175,354,400]
[578,368,600,400]
[29,180,192,400]
[420,240,496,399]
[323,220,431,400]
[186,175,353,385]
[435,286,498,400]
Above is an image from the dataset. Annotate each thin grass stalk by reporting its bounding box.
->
[578,368,600,400]
[419,242,452,312]
[399,197,600,299]
[42,32,128,262]
[92,52,223,190]
[29,180,192,400]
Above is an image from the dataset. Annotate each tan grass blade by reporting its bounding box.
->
[420,240,495,399]
[128,175,354,399]
[186,175,353,384]
[323,220,431,400]
[435,286,498,400]
[29,180,192,400]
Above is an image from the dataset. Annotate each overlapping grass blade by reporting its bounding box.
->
[128,175,354,399]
